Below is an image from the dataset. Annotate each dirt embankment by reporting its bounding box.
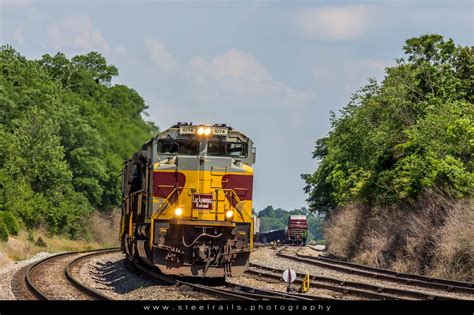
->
[323,193,473,282]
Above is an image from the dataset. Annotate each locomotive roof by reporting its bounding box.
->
[156,122,251,142]
[289,215,307,220]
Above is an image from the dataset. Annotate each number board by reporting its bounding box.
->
[212,127,228,136]
[192,194,213,210]
[179,126,196,134]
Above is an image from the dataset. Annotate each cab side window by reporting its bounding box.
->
[208,141,226,155]
[228,142,247,157]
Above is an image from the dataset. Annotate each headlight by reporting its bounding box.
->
[175,208,183,216]
[204,127,211,136]
[197,127,205,135]
[225,210,234,219]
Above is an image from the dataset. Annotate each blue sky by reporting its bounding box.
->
[1,0,472,211]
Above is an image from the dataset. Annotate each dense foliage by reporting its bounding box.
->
[0,221,8,241]
[0,211,19,236]
[303,35,473,215]
[256,206,324,241]
[0,47,157,238]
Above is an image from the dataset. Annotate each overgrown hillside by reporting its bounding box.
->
[0,46,157,240]
[303,35,473,281]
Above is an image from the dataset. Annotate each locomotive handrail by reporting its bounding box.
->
[123,190,148,238]
[210,166,228,176]
[122,189,146,200]
[225,189,246,220]
[149,187,178,249]
[149,187,249,249]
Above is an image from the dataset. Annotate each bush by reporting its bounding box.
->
[0,221,8,241]
[27,230,34,242]
[0,211,19,235]
[34,236,47,248]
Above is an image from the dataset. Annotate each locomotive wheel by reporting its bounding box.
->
[123,235,137,260]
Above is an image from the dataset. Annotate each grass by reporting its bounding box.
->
[0,210,121,265]
[323,192,473,282]
[0,229,113,263]
[324,204,363,258]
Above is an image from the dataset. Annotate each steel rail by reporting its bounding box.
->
[65,248,121,300]
[305,246,474,290]
[248,263,457,301]
[276,247,474,296]
[126,258,256,300]
[23,248,119,300]
[128,258,312,300]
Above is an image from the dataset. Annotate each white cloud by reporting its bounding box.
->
[188,50,313,108]
[47,16,125,56]
[0,0,33,10]
[294,5,372,40]
[141,41,313,110]
[144,37,178,74]
[190,50,270,82]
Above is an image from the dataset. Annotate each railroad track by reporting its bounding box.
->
[12,246,315,301]
[17,243,463,301]
[304,246,474,292]
[247,262,455,300]
[12,248,119,300]
[275,246,474,299]
[127,257,313,301]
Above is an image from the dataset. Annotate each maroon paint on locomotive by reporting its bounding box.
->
[221,174,253,207]
[153,172,186,204]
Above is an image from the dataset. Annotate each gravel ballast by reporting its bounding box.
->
[77,252,215,300]
[0,252,52,300]
[251,247,474,300]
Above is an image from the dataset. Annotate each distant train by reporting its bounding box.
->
[258,215,308,245]
[119,122,256,278]
[258,228,287,244]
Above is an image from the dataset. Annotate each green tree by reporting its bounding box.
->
[0,211,19,235]
[303,34,473,215]
[0,46,157,237]
[0,221,8,241]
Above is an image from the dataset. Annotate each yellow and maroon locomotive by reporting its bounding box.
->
[120,123,256,277]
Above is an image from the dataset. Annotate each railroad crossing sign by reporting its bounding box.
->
[282,269,297,292]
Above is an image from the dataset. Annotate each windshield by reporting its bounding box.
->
[157,139,200,155]
[208,141,247,158]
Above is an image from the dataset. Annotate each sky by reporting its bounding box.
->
[1,0,473,211]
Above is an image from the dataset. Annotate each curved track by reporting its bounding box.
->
[13,248,119,300]
[127,257,315,301]
[14,244,468,301]
[13,246,316,301]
